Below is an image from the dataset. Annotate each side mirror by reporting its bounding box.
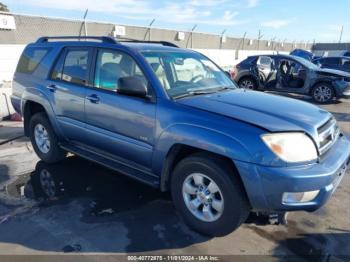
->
[118,76,148,98]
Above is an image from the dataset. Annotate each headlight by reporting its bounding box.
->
[261,133,317,163]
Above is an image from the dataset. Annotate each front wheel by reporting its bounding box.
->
[171,154,250,236]
[311,83,335,104]
[29,112,66,163]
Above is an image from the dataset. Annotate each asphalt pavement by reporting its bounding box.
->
[0,96,349,261]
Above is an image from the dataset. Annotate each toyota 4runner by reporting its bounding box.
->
[11,36,350,236]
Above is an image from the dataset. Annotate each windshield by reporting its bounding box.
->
[142,51,236,98]
[291,55,320,70]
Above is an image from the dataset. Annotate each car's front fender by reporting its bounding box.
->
[152,123,253,177]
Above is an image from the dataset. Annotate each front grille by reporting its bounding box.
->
[317,117,340,155]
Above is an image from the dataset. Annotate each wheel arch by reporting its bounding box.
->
[23,100,47,136]
[160,144,251,207]
[237,74,259,88]
[309,80,334,95]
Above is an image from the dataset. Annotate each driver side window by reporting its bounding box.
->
[94,49,147,92]
[173,58,208,82]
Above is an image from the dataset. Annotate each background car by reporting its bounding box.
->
[290,49,319,61]
[313,56,350,73]
[233,54,350,103]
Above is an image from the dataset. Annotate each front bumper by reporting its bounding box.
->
[334,80,350,98]
[343,86,350,98]
[235,135,350,212]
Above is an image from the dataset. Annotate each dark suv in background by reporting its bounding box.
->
[232,54,350,103]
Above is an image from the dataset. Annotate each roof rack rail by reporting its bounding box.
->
[117,38,179,48]
[35,36,118,44]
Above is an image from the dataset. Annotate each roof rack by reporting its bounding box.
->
[35,36,179,48]
[35,36,118,44]
[117,38,179,48]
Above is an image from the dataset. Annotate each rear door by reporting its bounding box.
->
[256,56,276,89]
[47,47,93,143]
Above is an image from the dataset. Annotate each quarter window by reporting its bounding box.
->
[16,47,51,74]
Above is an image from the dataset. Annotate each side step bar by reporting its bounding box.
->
[60,144,160,188]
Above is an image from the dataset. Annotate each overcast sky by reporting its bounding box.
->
[4,0,349,43]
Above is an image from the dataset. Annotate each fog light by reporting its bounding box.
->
[282,190,320,204]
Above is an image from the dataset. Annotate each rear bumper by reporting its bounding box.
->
[235,135,350,212]
[10,95,22,115]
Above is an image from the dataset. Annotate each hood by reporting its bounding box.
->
[177,89,331,132]
[315,68,350,78]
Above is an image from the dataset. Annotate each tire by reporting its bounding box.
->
[311,83,335,104]
[29,112,66,163]
[171,153,250,236]
[238,77,257,90]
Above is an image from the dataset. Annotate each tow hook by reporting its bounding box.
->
[246,212,288,225]
[268,212,288,225]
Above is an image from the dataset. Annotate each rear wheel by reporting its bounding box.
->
[171,153,250,236]
[238,77,257,90]
[29,112,66,163]
[311,83,335,104]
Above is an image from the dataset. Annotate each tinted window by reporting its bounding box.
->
[16,47,51,74]
[94,49,147,91]
[51,52,65,81]
[60,50,90,85]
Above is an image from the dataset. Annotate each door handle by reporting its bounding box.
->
[86,94,100,104]
[46,84,57,92]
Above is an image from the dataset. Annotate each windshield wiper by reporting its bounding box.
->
[173,90,214,99]
[173,86,234,100]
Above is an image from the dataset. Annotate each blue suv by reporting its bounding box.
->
[11,36,350,236]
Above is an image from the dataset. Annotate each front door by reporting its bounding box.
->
[84,48,156,168]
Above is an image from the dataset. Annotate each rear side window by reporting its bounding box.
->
[16,47,51,74]
[51,48,91,86]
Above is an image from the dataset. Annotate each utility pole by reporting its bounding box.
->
[83,9,88,36]
[190,24,197,49]
[257,30,263,50]
[79,8,89,38]
[339,25,344,43]
[220,29,227,49]
[144,19,155,41]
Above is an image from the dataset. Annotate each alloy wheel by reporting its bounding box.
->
[313,85,333,102]
[34,123,51,154]
[240,79,255,89]
[182,173,224,222]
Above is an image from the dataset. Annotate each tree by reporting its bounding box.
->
[0,2,9,12]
